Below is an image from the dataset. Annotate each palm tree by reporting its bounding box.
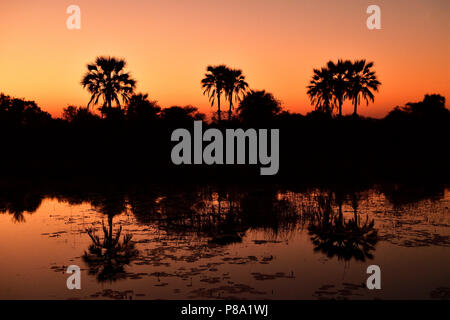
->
[201,65,229,122]
[347,60,381,117]
[327,60,352,118]
[81,56,136,115]
[307,67,335,115]
[224,68,249,121]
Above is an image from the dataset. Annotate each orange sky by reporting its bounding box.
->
[0,0,449,118]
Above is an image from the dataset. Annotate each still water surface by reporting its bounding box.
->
[0,185,449,299]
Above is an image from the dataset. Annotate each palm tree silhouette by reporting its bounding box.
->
[224,68,249,121]
[201,65,229,122]
[81,56,136,115]
[327,60,352,118]
[347,60,381,117]
[307,67,335,115]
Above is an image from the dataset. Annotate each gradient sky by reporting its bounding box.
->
[0,0,449,118]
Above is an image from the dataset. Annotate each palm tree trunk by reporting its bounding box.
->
[338,99,343,118]
[228,94,232,121]
[338,203,343,226]
[218,193,222,222]
[353,96,358,116]
[217,92,221,122]
[323,99,329,115]
[108,215,113,241]
[326,101,331,116]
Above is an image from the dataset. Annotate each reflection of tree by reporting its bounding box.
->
[380,184,445,208]
[83,194,138,282]
[307,193,378,262]
[239,188,299,236]
[0,190,42,223]
[207,187,245,245]
[154,186,245,242]
[91,194,126,239]
[83,220,138,282]
[127,186,300,243]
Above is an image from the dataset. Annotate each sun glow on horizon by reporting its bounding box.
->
[0,0,449,118]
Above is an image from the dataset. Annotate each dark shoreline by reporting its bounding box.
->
[0,117,448,184]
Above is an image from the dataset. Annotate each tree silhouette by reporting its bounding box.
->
[201,65,229,122]
[386,94,449,121]
[237,90,281,126]
[62,106,101,125]
[327,60,352,118]
[160,105,205,128]
[307,67,335,116]
[224,68,249,121]
[347,60,381,117]
[308,60,380,117]
[126,93,161,124]
[81,56,136,116]
[0,94,51,127]
[0,190,42,223]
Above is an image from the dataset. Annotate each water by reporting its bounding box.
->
[0,184,449,300]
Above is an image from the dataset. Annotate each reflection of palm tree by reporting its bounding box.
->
[83,193,138,282]
[347,60,381,117]
[307,194,378,261]
[224,68,248,121]
[201,65,229,122]
[307,68,334,115]
[83,220,138,282]
[81,56,136,115]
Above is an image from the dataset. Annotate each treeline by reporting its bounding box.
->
[1,91,448,129]
[1,55,447,128]
[0,55,448,182]
[0,90,448,183]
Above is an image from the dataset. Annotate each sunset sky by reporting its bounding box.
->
[0,0,449,118]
